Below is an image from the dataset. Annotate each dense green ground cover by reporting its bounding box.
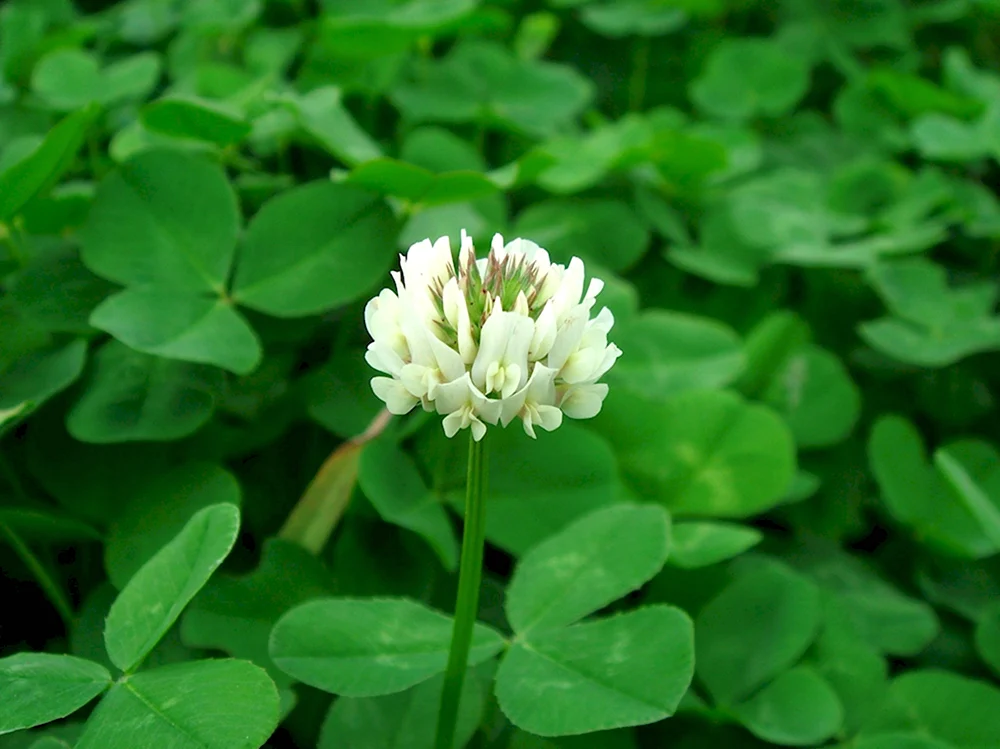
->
[2,0,1000,747]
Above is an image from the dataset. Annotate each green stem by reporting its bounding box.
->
[0,518,73,628]
[628,36,650,112]
[0,448,29,502]
[434,434,488,749]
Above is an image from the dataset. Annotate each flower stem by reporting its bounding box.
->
[0,517,73,629]
[628,36,650,112]
[434,434,488,749]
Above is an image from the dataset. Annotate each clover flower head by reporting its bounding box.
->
[364,231,621,441]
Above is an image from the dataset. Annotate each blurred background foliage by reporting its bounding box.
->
[2,0,1000,746]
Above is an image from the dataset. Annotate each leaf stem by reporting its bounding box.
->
[434,434,488,749]
[0,517,74,628]
[628,36,650,112]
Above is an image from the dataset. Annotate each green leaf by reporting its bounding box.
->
[691,38,810,120]
[869,68,984,120]
[727,169,864,252]
[28,738,74,749]
[911,113,991,161]
[580,1,686,38]
[870,416,1000,559]
[733,667,843,746]
[668,206,766,287]
[812,625,888,734]
[31,49,159,111]
[269,598,505,697]
[104,503,241,672]
[67,341,221,444]
[104,463,242,589]
[853,735,953,749]
[101,52,161,103]
[592,389,796,518]
[292,87,382,166]
[345,158,499,206]
[861,670,1000,748]
[801,547,939,657]
[89,287,262,375]
[30,49,102,110]
[495,606,694,736]
[513,198,650,272]
[358,439,458,570]
[696,563,821,704]
[0,339,87,412]
[935,448,1000,549]
[7,247,114,334]
[141,97,251,147]
[0,105,98,221]
[0,653,111,735]
[75,659,279,749]
[314,0,477,58]
[505,504,670,634]
[606,310,745,397]
[390,40,593,139]
[81,149,239,292]
[0,509,100,544]
[401,126,487,173]
[305,348,383,439]
[975,602,1000,677]
[317,669,487,749]
[860,258,1000,367]
[0,402,30,436]
[436,422,620,556]
[762,345,861,449]
[232,181,397,317]
[181,539,334,687]
[668,521,762,569]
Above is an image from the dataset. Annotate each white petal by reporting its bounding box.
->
[501,362,521,399]
[513,290,529,316]
[591,306,615,334]
[561,345,604,384]
[551,256,585,322]
[401,238,432,289]
[560,383,609,419]
[591,343,623,381]
[460,230,476,275]
[371,377,418,415]
[429,235,454,281]
[546,307,588,372]
[490,232,506,261]
[529,301,558,360]
[535,263,563,306]
[505,237,547,269]
[399,312,434,366]
[470,416,487,441]
[471,310,514,389]
[365,342,404,376]
[434,374,474,416]
[470,387,502,425]
[583,277,605,307]
[442,410,465,438]
[522,415,537,439]
[500,388,528,427]
[505,315,535,390]
[535,405,563,433]
[443,277,477,364]
[442,277,462,329]
[427,332,465,382]
[526,363,559,404]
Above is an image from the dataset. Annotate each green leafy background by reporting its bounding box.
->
[1,0,1000,747]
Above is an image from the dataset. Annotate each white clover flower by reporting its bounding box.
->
[365,231,622,440]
